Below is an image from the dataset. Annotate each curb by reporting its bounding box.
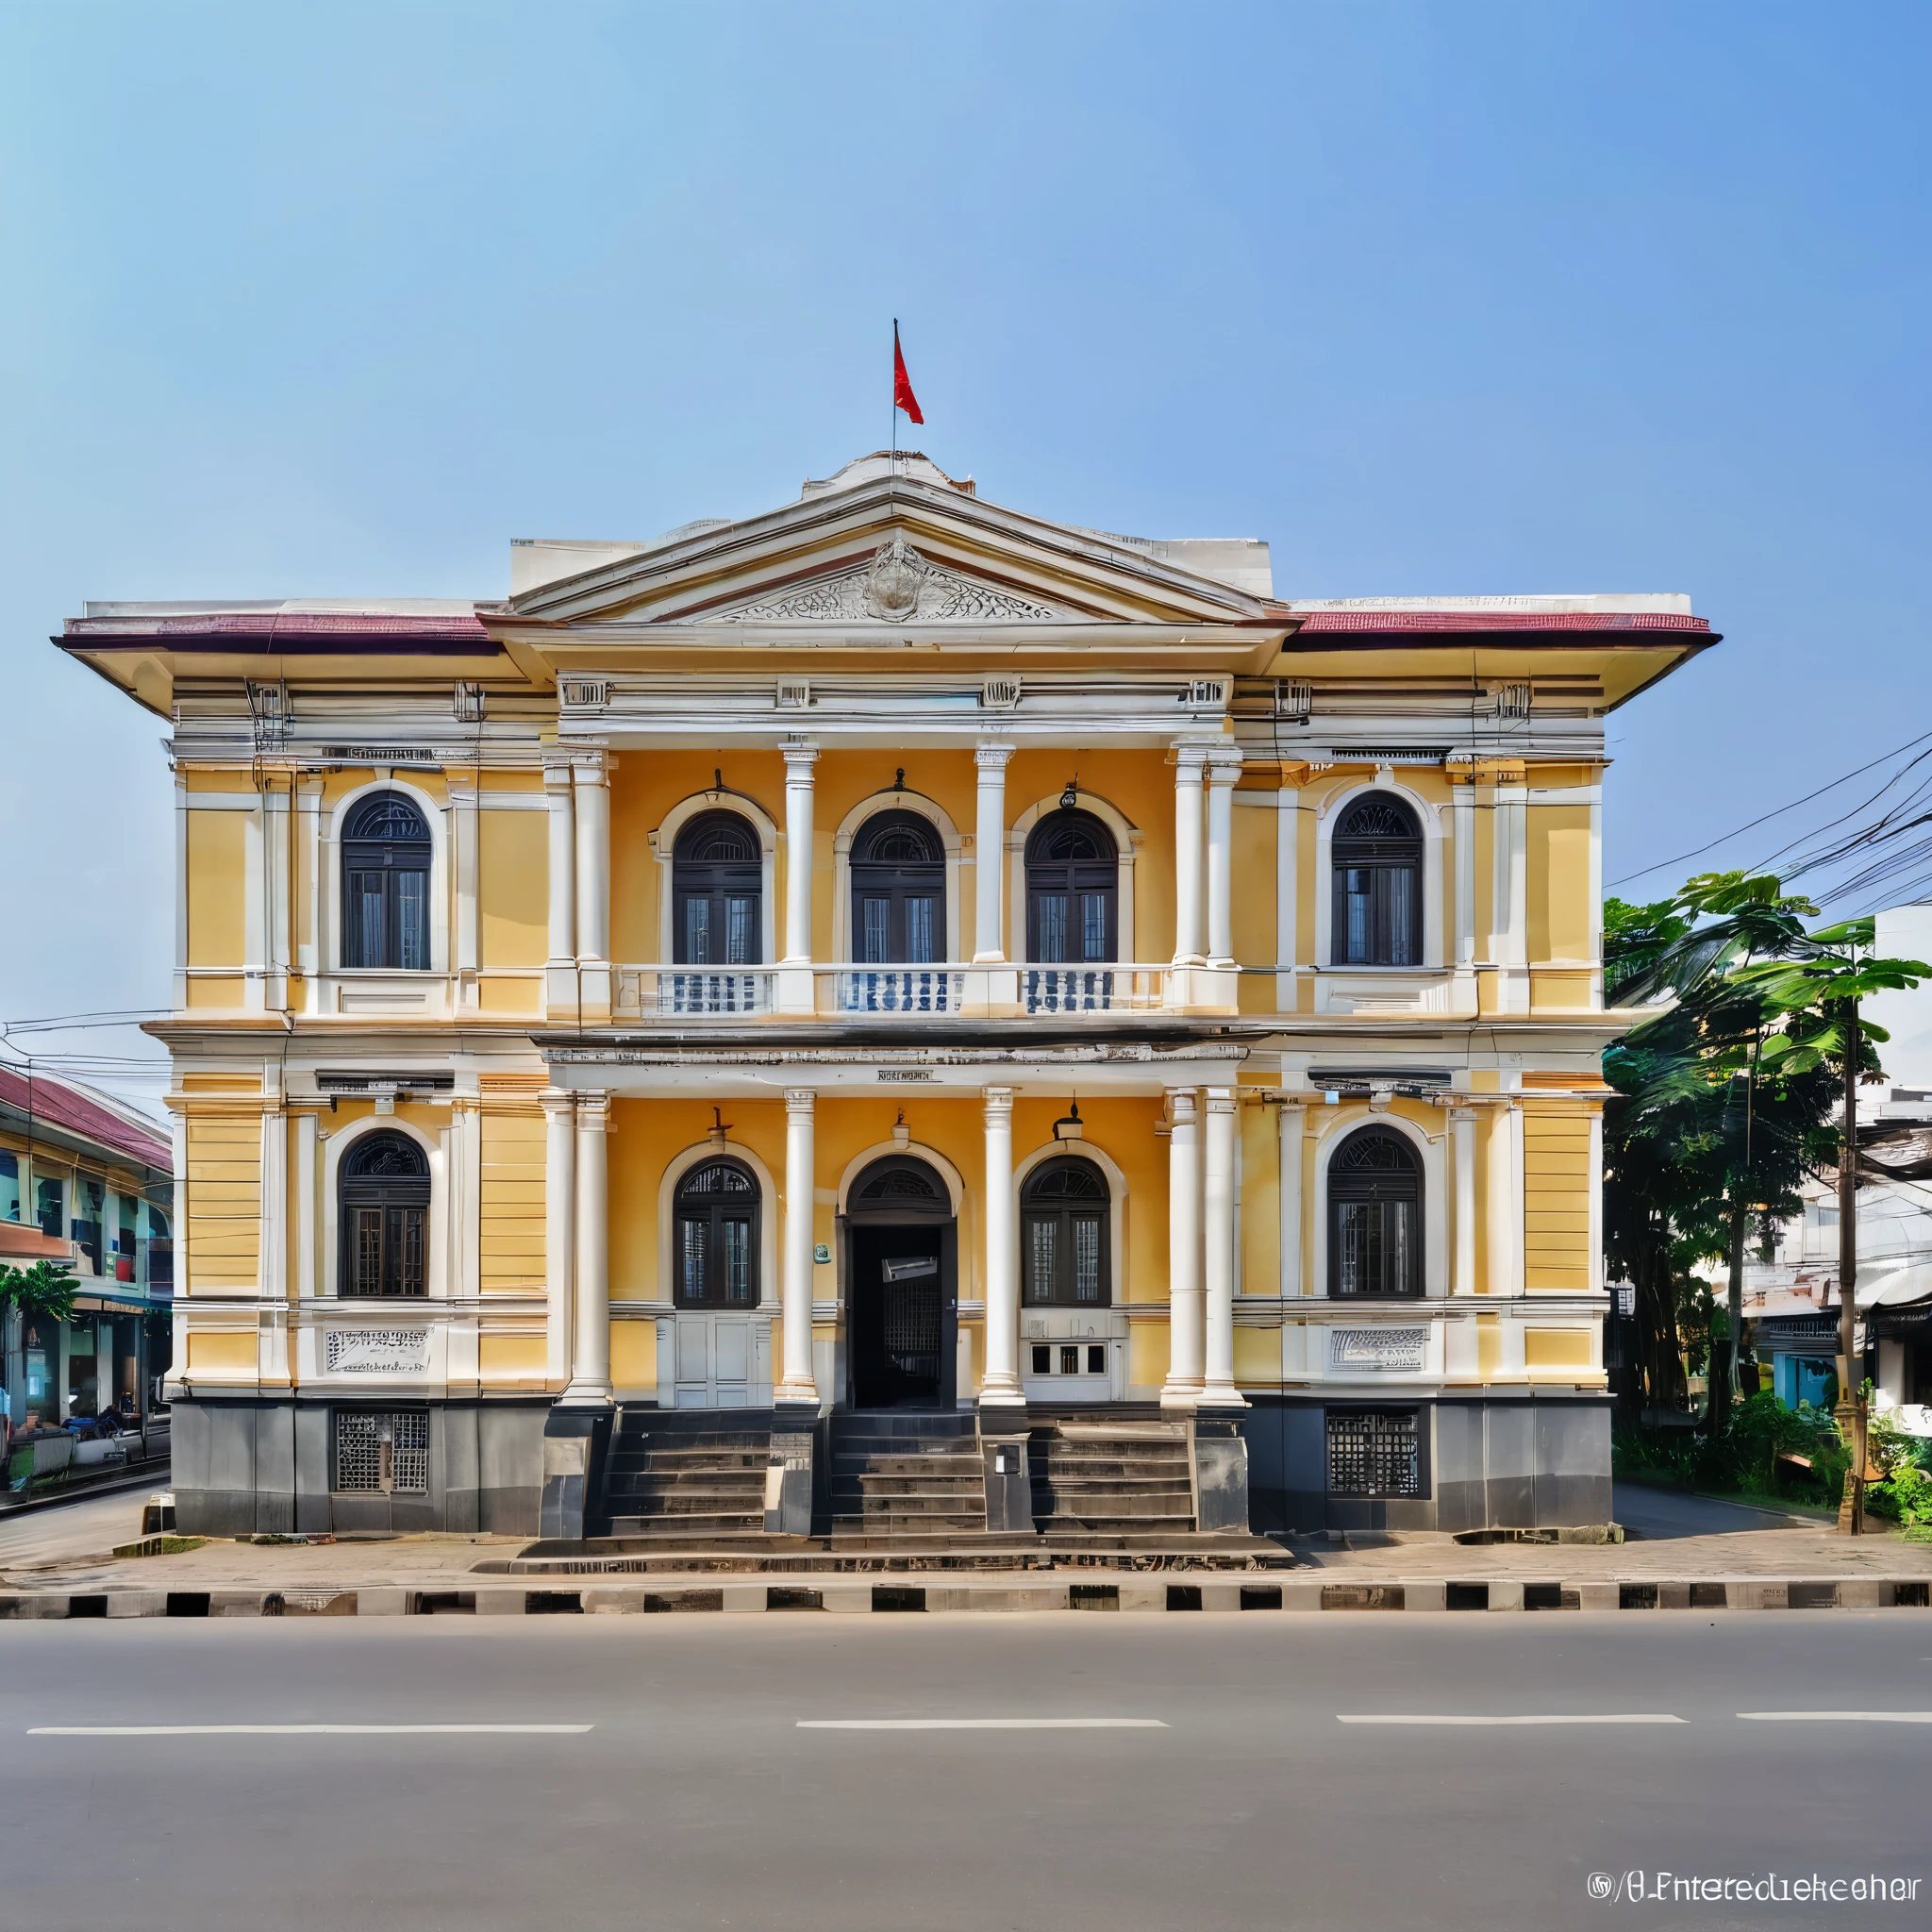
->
[0,1576,1927,1619]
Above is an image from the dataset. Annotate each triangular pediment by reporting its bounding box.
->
[501,461,1283,632]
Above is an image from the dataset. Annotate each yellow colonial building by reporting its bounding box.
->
[58,451,1712,1541]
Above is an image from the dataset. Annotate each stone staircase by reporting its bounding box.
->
[599,1409,772,1541]
[828,1412,987,1541]
[1028,1418,1196,1536]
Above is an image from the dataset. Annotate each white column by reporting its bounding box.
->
[1172,748,1207,966]
[259,1108,287,1299]
[563,1091,611,1402]
[779,741,819,1013]
[979,1085,1024,1407]
[777,1089,820,1405]
[296,775,323,1012]
[450,770,480,1008]
[172,774,189,1012]
[1491,771,1528,1013]
[1486,1099,1523,1296]
[1451,1106,1477,1296]
[1161,1088,1205,1405]
[574,755,611,1018]
[543,762,576,1017]
[262,776,291,1012]
[781,741,819,962]
[1205,751,1241,969]
[1202,1088,1243,1406]
[1452,771,1476,965]
[973,742,1014,962]
[541,1091,575,1390]
[294,1111,319,1302]
[1277,1100,1305,1297]
[1275,788,1301,1010]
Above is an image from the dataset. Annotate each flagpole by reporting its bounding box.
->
[891,317,898,475]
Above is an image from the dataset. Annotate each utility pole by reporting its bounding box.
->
[1836,994,1865,1536]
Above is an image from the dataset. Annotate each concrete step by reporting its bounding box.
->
[606,1465,768,1488]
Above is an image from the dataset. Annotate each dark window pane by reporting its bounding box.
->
[1028,1220,1057,1302]
[1036,894,1068,962]
[725,897,757,965]
[905,897,937,963]
[685,898,712,965]
[395,871,428,970]
[680,1219,708,1303]
[862,898,891,963]
[723,1219,752,1303]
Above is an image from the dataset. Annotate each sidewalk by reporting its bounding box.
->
[5,1482,1930,1617]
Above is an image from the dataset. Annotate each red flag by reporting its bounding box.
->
[892,321,924,425]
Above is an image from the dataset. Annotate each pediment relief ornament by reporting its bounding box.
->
[722,533,1060,624]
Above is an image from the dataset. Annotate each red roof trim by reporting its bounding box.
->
[0,1068,171,1172]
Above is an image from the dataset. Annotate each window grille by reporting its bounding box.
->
[335,1411,429,1494]
[1326,1409,1421,1498]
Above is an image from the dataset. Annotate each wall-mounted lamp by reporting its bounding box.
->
[1053,1098,1083,1141]
[1060,774,1079,811]
[894,768,906,792]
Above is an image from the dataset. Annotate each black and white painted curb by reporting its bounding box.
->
[1,1577,1928,1617]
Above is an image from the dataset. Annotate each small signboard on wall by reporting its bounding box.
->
[325,1328,431,1375]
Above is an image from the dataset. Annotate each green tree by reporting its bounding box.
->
[0,1257,78,1327]
[1603,874,1920,1435]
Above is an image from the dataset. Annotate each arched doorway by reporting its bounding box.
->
[844,1155,957,1410]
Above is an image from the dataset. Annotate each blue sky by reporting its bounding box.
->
[3,2,1927,1095]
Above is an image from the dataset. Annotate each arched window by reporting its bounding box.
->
[1021,1157,1111,1306]
[342,791,432,970]
[1328,1125,1422,1298]
[851,810,945,963]
[1331,792,1422,967]
[1025,810,1118,963]
[339,1132,430,1297]
[673,810,762,965]
[673,1158,760,1307]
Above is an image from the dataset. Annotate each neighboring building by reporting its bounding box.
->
[56,450,1712,1537]
[0,1067,174,1428]
[1746,902,1932,1435]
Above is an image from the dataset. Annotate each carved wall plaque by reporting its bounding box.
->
[325,1327,432,1374]
[1329,1325,1428,1374]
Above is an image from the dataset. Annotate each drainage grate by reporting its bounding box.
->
[1070,1586,1120,1612]
[1524,1584,1578,1612]
[641,1591,723,1614]
[1896,1581,1930,1608]
[1689,1583,1726,1609]
[165,1592,210,1619]
[1618,1583,1657,1610]
[525,1591,582,1614]
[1446,1582,1489,1611]
[1166,1585,1203,1612]
[872,1586,926,1613]
[1787,1581,1837,1610]
[66,1596,108,1620]
[1239,1585,1283,1611]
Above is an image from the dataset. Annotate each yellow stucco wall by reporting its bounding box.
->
[479,1333,547,1379]
[479,1105,545,1294]
[1528,805,1592,961]
[478,809,549,966]
[184,1110,260,1290]
[186,811,246,966]
[1524,1101,1592,1292]
[610,1318,656,1390]
[186,1329,258,1372]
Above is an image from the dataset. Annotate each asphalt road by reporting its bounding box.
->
[0,1486,152,1568]
[2,1614,1927,1932]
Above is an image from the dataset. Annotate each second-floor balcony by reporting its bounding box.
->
[622,963,1175,1021]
